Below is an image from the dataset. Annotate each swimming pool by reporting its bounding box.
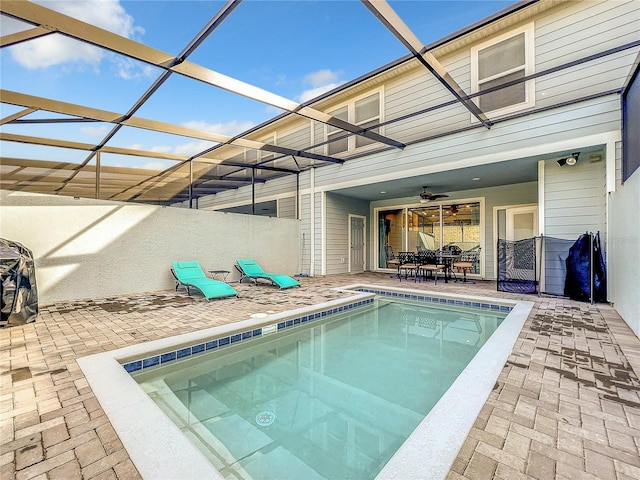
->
[78,284,533,479]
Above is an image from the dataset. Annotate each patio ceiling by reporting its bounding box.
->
[1,0,631,207]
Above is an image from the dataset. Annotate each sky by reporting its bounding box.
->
[0,0,517,170]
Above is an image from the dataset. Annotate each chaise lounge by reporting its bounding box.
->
[171,261,238,300]
[235,258,301,289]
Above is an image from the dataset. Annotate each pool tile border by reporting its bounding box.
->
[356,288,513,312]
[123,291,512,374]
[123,297,375,374]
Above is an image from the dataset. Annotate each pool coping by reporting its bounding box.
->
[77,285,533,480]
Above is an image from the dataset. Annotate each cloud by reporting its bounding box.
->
[297,69,344,103]
[304,69,341,87]
[80,125,109,138]
[182,120,255,137]
[81,125,109,137]
[115,120,255,160]
[149,145,173,154]
[139,161,170,171]
[9,0,144,72]
[115,58,156,80]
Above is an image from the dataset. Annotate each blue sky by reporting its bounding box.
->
[1,0,516,169]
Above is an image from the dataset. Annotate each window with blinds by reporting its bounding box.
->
[327,106,349,155]
[326,91,382,155]
[471,24,534,116]
[355,93,380,149]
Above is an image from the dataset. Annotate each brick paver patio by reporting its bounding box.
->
[2,273,639,479]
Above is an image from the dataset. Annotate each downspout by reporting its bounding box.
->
[95,151,101,199]
[188,160,193,209]
[251,167,256,215]
[296,172,300,220]
[310,167,316,277]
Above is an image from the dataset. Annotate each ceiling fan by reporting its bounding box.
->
[419,186,449,203]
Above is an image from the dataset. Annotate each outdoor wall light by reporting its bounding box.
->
[557,152,580,167]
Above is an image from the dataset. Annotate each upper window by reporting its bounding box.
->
[326,91,382,155]
[471,24,534,116]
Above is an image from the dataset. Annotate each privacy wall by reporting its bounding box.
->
[0,190,300,303]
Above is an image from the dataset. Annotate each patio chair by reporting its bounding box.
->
[385,245,400,269]
[397,252,419,281]
[235,259,301,289]
[415,250,446,284]
[453,247,481,283]
[171,261,238,301]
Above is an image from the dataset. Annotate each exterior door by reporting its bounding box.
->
[501,205,539,290]
[506,206,538,241]
[349,215,365,273]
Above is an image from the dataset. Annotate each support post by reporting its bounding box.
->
[251,167,256,215]
[188,160,193,209]
[95,151,101,199]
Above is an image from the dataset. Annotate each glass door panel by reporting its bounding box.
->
[378,209,405,268]
[408,206,440,251]
[442,203,481,252]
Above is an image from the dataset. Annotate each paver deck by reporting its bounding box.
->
[2,273,639,479]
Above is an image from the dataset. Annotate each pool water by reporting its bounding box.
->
[133,297,507,479]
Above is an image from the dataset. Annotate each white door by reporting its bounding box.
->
[349,215,365,273]
[506,206,538,240]
[503,205,539,286]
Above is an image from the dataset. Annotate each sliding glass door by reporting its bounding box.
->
[378,202,481,272]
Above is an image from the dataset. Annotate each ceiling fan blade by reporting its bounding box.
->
[428,194,449,200]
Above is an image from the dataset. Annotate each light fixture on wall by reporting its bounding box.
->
[557,152,580,167]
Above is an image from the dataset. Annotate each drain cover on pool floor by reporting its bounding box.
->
[256,410,275,426]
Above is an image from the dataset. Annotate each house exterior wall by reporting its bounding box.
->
[278,196,296,219]
[0,190,300,303]
[371,182,538,280]
[543,155,607,239]
[167,0,638,329]
[608,168,640,336]
[193,1,638,212]
[325,193,370,275]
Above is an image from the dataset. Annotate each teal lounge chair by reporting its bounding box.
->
[171,261,238,301]
[235,259,300,289]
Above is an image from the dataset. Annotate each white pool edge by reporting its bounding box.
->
[77,285,533,480]
[375,296,533,479]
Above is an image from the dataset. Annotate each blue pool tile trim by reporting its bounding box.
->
[122,291,511,374]
[123,297,375,374]
[355,288,513,313]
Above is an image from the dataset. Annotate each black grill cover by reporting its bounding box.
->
[1,238,38,327]
[564,232,607,302]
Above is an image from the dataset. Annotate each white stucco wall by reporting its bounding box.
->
[608,171,640,337]
[0,191,301,303]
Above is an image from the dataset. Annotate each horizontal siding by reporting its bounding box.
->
[278,196,296,219]
[544,157,606,240]
[536,0,640,68]
[325,193,369,275]
[279,125,311,150]
[198,174,297,210]
[536,51,638,110]
[313,96,620,189]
